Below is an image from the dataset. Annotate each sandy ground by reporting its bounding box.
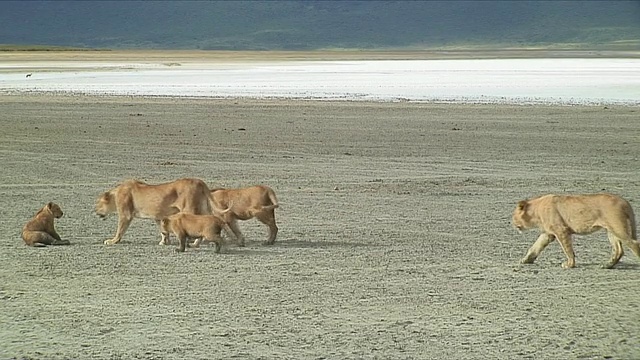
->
[1,94,639,359]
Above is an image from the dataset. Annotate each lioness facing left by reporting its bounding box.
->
[161,213,233,253]
[95,178,211,245]
[22,202,70,247]
[513,193,640,269]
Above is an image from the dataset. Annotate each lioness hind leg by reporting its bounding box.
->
[618,235,640,258]
[175,234,188,253]
[228,220,246,247]
[521,233,554,264]
[205,234,223,254]
[627,240,640,258]
[606,218,640,258]
[256,211,278,245]
[159,232,171,245]
[604,233,624,269]
[158,220,171,245]
[555,233,576,269]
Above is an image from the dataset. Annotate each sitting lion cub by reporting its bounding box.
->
[161,213,233,253]
[22,202,70,247]
[513,193,640,269]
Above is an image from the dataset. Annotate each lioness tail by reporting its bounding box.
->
[266,187,279,210]
[629,205,637,240]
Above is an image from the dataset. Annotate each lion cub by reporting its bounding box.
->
[161,213,233,253]
[513,193,639,269]
[22,202,70,247]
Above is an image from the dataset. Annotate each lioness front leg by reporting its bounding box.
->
[521,233,554,264]
[555,233,576,268]
[104,216,132,245]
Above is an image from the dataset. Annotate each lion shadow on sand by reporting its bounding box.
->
[271,238,375,249]
[597,262,640,270]
[547,261,640,270]
[189,238,373,256]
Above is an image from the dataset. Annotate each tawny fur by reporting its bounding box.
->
[513,193,639,269]
[95,178,212,245]
[161,213,232,253]
[197,185,279,247]
[22,202,70,247]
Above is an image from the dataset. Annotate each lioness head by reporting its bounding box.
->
[47,202,64,218]
[95,191,116,218]
[512,200,532,232]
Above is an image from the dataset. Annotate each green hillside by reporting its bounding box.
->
[0,1,638,50]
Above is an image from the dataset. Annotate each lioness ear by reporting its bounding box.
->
[516,200,528,212]
[101,192,111,200]
[47,202,54,209]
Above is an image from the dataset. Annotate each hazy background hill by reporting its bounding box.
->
[1,1,638,50]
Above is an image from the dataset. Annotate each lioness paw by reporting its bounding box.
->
[520,257,535,264]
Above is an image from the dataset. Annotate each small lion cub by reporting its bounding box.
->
[161,213,233,253]
[22,202,70,247]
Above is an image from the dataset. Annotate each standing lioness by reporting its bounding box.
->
[95,178,211,245]
[513,193,639,269]
[22,202,70,247]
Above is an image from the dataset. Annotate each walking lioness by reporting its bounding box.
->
[95,178,211,245]
[513,193,640,269]
[202,185,279,247]
[22,202,70,247]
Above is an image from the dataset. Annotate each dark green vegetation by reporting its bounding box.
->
[1,1,638,50]
[0,44,103,51]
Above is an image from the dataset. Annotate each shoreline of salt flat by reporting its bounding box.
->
[1,57,638,106]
